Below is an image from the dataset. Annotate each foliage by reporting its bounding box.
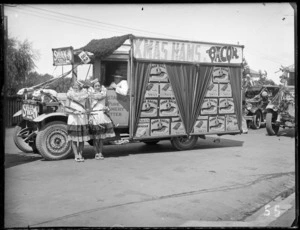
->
[6,37,40,95]
[80,34,132,59]
[49,77,73,93]
[242,58,250,77]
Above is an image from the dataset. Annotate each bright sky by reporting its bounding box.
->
[4,3,295,84]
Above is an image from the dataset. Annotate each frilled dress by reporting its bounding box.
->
[88,87,115,139]
[66,88,90,143]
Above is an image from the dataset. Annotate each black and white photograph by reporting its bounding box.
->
[1,3,296,228]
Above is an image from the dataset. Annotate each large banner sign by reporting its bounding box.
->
[52,47,74,66]
[133,38,243,64]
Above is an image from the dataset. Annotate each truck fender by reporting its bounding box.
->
[13,109,22,117]
[266,104,277,111]
[250,107,258,114]
[33,112,67,123]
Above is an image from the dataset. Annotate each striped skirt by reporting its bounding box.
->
[88,111,115,140]
[67,114,90,143]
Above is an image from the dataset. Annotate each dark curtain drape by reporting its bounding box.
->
[132,61,152,136]
[229,67,242,131]
[166,64,213,134]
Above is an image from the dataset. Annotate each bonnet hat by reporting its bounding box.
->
[74,80,84,88]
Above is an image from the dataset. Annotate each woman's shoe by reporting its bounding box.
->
[75,157,81,162]
[95,153,104,160]
[78,153,85,162]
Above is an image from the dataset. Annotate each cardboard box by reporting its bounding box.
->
[159,99,178,117]
[171,117,186,135]
[219,98,235,114]
[225,115,239,131]
[200,98,218,115]
[135,118,150,137]
[140,99,158,117]
[219,83,232,97]
[193,119,208,133]
[150,118,170,136]
[160,83,174,98]
[149,64,169,82]
[145,83,159,98]
[208,115,225,132]
[212,67,230,83]
[206,82,219,97]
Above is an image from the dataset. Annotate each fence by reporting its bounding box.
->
[5,96,23,127]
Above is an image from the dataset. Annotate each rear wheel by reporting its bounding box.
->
[13,120,34,153]
[251,111,262,129]
[36,121,72,160]
[266,112,280,135]
[171,136,198,151]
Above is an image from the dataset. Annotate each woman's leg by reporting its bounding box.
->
[99,140,104,156]
[93,138,99,154]
[71,141,80,160]
[78,142,85,160]
[95,139,104,159]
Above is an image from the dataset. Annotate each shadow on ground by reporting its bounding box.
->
[75,137,244,159]
[5,153,43,168]
[277,128,296,138]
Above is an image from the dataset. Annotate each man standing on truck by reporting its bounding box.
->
[109,74,129,96]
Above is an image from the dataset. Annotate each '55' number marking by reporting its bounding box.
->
[264,205,281,217]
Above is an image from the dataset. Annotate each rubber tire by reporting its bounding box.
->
[171,136,198,151]
[266,112,280,136]
[142,140,160,145]
[13,120,33,153]
[36,121,72,160]
[29,140,40,154]
[251,111,262,129]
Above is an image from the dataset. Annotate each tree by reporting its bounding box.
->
[242,58,250,77]
[6,37,40,95]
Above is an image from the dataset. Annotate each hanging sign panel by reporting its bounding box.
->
[52,47,74,66]
[133,38,243,64]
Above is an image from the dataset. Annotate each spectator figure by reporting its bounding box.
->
[109,74,129,96]
[65,80,90,162]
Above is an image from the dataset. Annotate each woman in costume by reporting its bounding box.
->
[88,79,115,159]
[65,80,90,162]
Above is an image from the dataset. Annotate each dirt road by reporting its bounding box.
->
[4,127,295,227]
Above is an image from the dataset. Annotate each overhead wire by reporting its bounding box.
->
[5,5,293,68]
[6,7,131,35]
[23,4,187,39]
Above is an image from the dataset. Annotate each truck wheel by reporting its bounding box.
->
[251,111,262,129]
[266,112,280,135]
[13,120,33,153]
[36,121,72,160]
[171,136,198,151]
[142,140,160,145]
[28,140,40,154]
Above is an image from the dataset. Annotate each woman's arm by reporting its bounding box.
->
[91,86,107,100]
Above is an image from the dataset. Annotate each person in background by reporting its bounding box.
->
[241,74,251,134]
[65,80,90,162]
[109,74,129,96]
[108,74,130,145]
[88,79,115,159]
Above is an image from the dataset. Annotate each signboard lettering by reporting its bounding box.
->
[52,47,74,66]
[133,38,242,64]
